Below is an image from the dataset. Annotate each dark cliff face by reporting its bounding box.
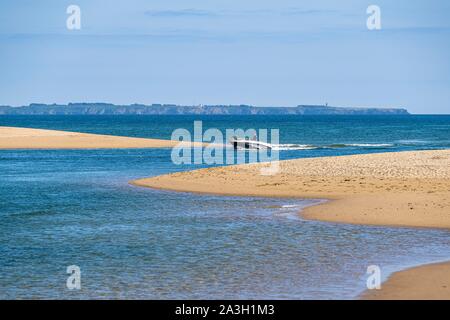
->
[0,103,410,115]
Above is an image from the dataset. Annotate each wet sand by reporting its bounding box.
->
[0,126,183,149]
[132,150,450,299]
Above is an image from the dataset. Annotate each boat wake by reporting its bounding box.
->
[228,138,447,152]
[326,143,394,148]
[270,143,395,151]
[271,144,317,150]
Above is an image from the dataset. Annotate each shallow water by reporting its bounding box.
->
[1,148,449,299]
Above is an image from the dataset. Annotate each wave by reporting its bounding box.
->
[326,143,394,148]
[271,144,318,151]
[342,143,393,148]
[271,143,394,151]
[228,140,444,151]
[281,204,303,208]
[395,139,430,145]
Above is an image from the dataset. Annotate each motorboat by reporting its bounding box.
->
[229,135,272,150]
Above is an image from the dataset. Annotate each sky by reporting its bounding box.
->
[0,0,449,114]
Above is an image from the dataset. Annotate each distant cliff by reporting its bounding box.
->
[0,103,410,115]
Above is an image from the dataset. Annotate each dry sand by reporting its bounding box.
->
[0,126,187,149]
[132,150,450,299]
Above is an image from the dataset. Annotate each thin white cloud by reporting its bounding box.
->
[144,8,215,18]
[144,8,336,18]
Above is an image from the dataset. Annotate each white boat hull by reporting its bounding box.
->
[230,139,272,150]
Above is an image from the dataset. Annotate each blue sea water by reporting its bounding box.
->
[0,115,449,299]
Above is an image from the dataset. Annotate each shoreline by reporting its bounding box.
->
[131,150,450,299]
[361,261,450,300]
[0,126,196,149]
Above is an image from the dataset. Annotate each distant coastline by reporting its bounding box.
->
[0,103,409,115]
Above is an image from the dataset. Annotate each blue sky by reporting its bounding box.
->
[0,0,449,113]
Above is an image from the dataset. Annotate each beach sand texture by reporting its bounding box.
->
[0,126,184,149]
[133,150,450,229]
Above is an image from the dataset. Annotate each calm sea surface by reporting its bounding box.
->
[1,115,449,299]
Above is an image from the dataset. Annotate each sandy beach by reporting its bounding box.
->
[0,126,184,149]
[133,150,450,229]
[132,150,450,299]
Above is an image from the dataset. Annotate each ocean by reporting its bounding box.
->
[1,115,449,299]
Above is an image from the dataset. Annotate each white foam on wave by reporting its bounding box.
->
[226,141,394,151]
[281,204,303,208]
[396,139,429,145]
[274,204,305,220]
[345,143,394,148]
[274,200,327,220]
[271,144,318,151]
[274,142,394,150]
